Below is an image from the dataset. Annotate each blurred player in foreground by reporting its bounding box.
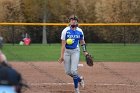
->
[58,15,89,93]
[0,51,27,93]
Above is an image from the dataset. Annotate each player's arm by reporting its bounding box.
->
[80,40,88,56]
[79,28,88,56]
[60,40,66,58]
[58,27,68,63]
[58,40,66,63]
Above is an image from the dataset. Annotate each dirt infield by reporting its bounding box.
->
[10,62,140,93]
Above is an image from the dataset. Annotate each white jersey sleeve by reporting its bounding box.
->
[61,27,70,40]
[76,27,84,40]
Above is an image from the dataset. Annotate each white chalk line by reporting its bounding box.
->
[78,64,84,67]
[28,82,139,87]
[29,82,74,86]
[96,83,138,87]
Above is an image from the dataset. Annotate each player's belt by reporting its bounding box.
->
[0,80,15,85]
[66,47,76,49]
[66,47,80,50]
[0,80,9,85]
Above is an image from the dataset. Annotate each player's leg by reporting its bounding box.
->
[64,49,72,77]
[71,49,81,91]
[71,49,85,90]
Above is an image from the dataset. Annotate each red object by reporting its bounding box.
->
[24,38,31,45]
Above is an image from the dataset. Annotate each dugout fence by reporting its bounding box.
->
[0,23,140,45]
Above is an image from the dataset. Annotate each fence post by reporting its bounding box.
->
[123,26,126,46]
[12,26,15,46]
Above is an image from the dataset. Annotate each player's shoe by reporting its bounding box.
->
[79,76,85,88]
[75,88,80,93]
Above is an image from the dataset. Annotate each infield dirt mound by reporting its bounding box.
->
[10,62,140,93]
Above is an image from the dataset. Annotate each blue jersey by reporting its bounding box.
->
[61,26,84,49]
[0,65,21,85]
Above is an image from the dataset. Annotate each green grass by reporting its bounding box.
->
[85,44,140,62]
[1,43,140,62]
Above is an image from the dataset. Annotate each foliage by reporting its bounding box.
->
[0,0,140,43]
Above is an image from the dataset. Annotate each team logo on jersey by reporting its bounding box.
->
[66,32,71,34]
[67,35,80,39]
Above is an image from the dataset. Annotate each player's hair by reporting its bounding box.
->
[69,15,78,22]
[68,15,79,28]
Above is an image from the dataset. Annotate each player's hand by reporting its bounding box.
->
[85,53,94,66]
[58,57,64,63]
[83,51,88,56]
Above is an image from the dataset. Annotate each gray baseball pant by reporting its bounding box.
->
[64,48,80,77]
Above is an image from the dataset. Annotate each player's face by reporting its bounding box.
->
[70,19,78,25]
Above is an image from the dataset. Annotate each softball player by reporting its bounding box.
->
[58,15,88,93]
[0,51,25,93]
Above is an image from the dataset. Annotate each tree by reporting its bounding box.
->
[0,0,25,43]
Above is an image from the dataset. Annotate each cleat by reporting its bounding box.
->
[79,76,85,88]
[75,88,80,93]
